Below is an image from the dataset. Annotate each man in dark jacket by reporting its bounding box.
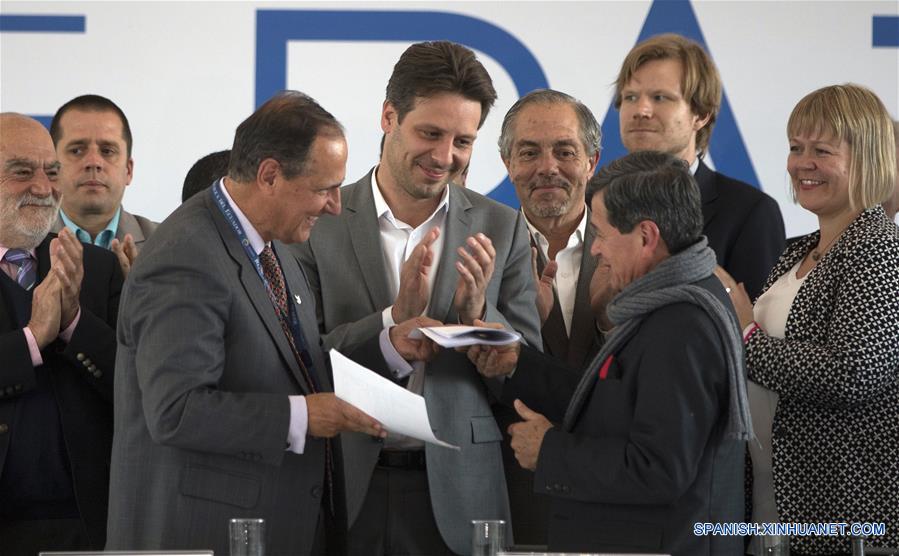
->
[466,151,751,556]
[0,112,122,553]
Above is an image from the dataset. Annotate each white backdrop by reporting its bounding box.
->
[2,1,897,237]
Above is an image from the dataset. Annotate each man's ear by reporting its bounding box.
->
[125,158,134,186]
[692,110,712,132]
[381,101,398,134]
[586,150,601,178]
[256,158,280,191]
[638,219,662,253]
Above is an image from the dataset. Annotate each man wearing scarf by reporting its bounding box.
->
[465,150,750,556]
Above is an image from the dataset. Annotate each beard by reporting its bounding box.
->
[0,191,60,249]
[383,134,455,201]
[525,176,575,218]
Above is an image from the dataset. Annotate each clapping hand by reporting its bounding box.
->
[530,246,557,326]
[453,233,495,324]
[27,273,63,349]
[393,228,439,323]
[110,233,139,278]
[714,266,754,329]
[50,228,83,329]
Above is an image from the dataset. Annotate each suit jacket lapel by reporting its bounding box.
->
[116,210,148,244]
[276,242,332,391]
[533,233,569,360]
[566,214,600,368]
[35,235,53,281]
[695,159,718,229]
[429,186,470,322]
[204,193,310,395]
[344,172,393,309]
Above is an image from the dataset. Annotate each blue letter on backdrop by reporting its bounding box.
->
[255,9,548,206]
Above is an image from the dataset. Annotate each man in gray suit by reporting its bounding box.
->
[50,95,158,276]
[294,41,541,555]
[106,92,386,555]
[496,89,602,546]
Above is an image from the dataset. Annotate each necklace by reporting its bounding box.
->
[810,234,839,262]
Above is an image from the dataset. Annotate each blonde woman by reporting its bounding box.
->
[718,84,899,555]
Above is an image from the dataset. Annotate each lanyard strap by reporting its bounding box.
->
[211,181,305,343]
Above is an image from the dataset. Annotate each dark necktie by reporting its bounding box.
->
[259,245,334,512]
[259,245,319,393]
[4,249,37,291]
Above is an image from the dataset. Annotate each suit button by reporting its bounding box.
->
[0,424,8,434]
[83,358,93,367]
[5,387,14,396]
[561,485,570,493]
[76,353,86,361]
[545,485,552,492]
[88,364,97,372]
[93,371,103,378]
[310,486,323,498]
[14,384,22,392]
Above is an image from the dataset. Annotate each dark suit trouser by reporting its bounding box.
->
[348,466,454,556]
[0,518,89,556]
[494,403,549,548]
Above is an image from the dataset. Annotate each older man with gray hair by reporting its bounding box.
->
[496,89,603,546]
[0,113,122,553]
[467,150,750,556]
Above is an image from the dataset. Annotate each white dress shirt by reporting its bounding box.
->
[371,168,449,450]
[218,180,309,455]
[523,206,587,336]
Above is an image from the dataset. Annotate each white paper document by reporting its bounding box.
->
[417,325,520,347]
[329,349,459,450]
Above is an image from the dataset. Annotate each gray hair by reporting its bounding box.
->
[498,89,601,160]
[586,151,702,253]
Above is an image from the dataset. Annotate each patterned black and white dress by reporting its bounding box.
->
[745,205,899,555]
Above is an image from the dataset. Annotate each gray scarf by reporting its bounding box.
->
[562,237,754,441]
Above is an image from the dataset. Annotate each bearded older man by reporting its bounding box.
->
[467,151,750,556]
[0,113,122,554]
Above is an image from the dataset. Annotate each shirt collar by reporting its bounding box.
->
[59,207,121,249]
[522,204,587,250]
[370,165,450,228]
[0,245,37,261]
[689,157,700,176]
[218,178,267,255]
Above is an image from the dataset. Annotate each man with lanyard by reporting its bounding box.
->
[105,92,429,555]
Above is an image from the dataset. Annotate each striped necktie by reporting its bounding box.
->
[259,245,336,514]
[3,249,37,291]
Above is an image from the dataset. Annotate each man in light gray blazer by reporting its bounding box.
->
[294,41,541,555]
[106,92,385,555]
[49,94,158,277]
[497,89,603,547]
